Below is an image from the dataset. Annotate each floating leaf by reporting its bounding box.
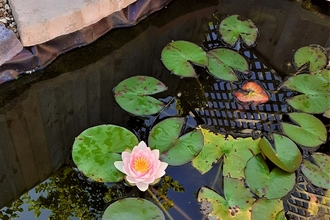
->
[282,113,327,147]
[219,15,258,46]
[148,117,204,166]
[259,134,302,172]
[114,76,167,116]
[102,198,165,220]
[293,46,327,72]
[72,125,138,182]
[251,198,285,220]
[206,48,249,81]
[161,41,208,77]
[198,177,254,219]
[282,74,330,113]
[245,155,295,199]
[234,81,269,105]
[301,152,330,189]
[323,109,330,118]
[192,127,260,178]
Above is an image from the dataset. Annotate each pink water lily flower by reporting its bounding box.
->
[114,141,168,191]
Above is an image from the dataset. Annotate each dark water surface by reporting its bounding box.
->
[0,0,329,219]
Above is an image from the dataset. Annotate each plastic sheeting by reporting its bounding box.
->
[0,0,172,84]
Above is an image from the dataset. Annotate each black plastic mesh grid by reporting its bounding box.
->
[179,15,294,135]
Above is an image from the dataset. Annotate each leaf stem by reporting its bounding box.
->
[147,187,174,220]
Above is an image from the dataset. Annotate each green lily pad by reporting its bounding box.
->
[148,117,204,166]
[245,155,296,199]
[282,113,327,147]
[323,109,330,118]
[72,125,138,182]
[301,152,330,189]
[161,41,208,77]
[219,15,258,46]
[259,134,302,172]
[192,127,260,178]
[315,69,330,83]
[198,177,254,219]
[293,46,327,72]
[207,48,249,81]
[251,198,285,220]
[102,198,165,220]
[114,76,167,116]
[282,74,330,113]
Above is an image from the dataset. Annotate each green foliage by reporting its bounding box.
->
[148,117,204,166]
[102,198,165,220]
[161,41,208,77]
[219,15,258,46]
[293,46,327,72]
[301,153,330,189]
[251,199,285,220]
[114,76,167,116]
[259,134,302,172]
[245,155,296,199]
[206,48,249,81]
[198,177,255,219]
[72,125,138,182]
[282,113,327,148]
[282,74,330,114]
[192,127,260,178]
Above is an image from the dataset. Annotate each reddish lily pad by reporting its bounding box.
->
[234,81,269,105]
[206,48,249,81]
[245,155,296,199]
[219,15,258,46]
[293,46,327,72]
[301,152,330,189]
[259,134,302,172]
[114,76,167,116]
[198,177,254,219]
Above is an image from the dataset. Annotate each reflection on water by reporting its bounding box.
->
[0,0,329,219]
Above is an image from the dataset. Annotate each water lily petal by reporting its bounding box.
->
[159,161,168,171]
[152,149,160,159]
[136,182,149,191]
[154,169,166,179]
[126,175,138,184]
[114,161,125,174]
[122,151,131,160]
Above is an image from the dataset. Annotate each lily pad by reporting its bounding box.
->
[219,15,258,46]
[282,113,327,147]
[72,125,138,182]
[114,76,167,116]
[148,117,204,166]
[161,41,208,77]
[234,81,269,105]
[198,177,254,219]
[102,198,165,220]
[293,46,327,72]
[207,48,249,81]
[259,134,302,172]
[192,127,260,178]
[251,198,285,220]
[282,74,330,113]
[245,155,296,199]
[301,152,330,189]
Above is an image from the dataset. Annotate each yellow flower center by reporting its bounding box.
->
[133,156,150,173]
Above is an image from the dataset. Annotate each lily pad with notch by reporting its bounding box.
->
[293,45,327,72]
[282,112,327,148]
[219,15,258,47]
[161,41,208,77]
[207,48,249,81]
[259,134,302,172]
[301,152,330,189]
[281,74,330,114]
[102,198,165,220]
[245,154,296,199]
[234,81,270,105]
[148,117,204,166]
[72,125,138,182]
[198,177,255,219]
[192,127,260,178]
[114,76,167,116]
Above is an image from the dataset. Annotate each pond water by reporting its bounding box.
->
[0,0,329,219]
